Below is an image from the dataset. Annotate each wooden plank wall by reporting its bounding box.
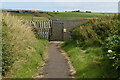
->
[24,20,52,40]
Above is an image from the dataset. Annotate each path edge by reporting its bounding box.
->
[33,43,49,78]
[57,43,76,78]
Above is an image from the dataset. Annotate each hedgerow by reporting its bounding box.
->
[70,15,120,78]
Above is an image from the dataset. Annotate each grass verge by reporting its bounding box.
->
[61,41,117,78]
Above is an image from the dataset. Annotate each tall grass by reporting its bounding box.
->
[2,14,48,78]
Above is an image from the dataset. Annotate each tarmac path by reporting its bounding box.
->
[43,42,71,78]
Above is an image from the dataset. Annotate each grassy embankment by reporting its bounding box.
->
[2,14,48,78]
[62,15,119,78]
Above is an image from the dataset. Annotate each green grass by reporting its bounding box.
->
[61,41,117,78]
[2,14,48,78]
[11,40,48,78]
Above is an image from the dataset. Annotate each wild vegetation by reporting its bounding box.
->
[62,15,120,78]
[2,14,48,78]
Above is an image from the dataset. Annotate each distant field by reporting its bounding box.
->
[4,11,115,21]
[47,12,114,19]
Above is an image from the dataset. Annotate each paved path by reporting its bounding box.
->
[43,42,71,78]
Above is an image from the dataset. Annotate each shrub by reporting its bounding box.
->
[104,35,120,75]
[71,15,119,46]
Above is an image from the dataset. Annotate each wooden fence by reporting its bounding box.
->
[24,20,52,40]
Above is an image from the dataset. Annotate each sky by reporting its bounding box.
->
[1,0,120,13]
[1,0,119,2]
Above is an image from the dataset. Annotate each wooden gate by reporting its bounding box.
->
[50,22,64,41]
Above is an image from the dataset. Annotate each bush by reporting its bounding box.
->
[71,15,119,45]
[104,35,120,74]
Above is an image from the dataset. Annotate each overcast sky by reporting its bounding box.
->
[1,0,120,2]
[1,0,120,13]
